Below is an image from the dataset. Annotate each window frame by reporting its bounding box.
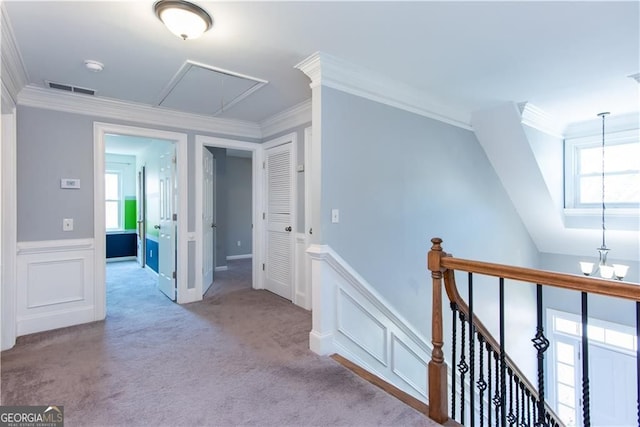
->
[105,170,123,231]
[564,129,640,210]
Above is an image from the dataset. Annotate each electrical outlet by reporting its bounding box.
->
[237,240,241,247]
[63,218,74,231]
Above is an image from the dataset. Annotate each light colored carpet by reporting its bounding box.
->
[1,259,440,427]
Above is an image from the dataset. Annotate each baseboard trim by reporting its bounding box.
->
[144,266,159,277]
[215,266,229,272]
[106,256,137,263]
[332,354,429,414]
[17,306,95,336]
[226,254,252,260]
[309,330,334,355]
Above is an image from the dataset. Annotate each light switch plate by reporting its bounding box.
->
[331,209,339,223]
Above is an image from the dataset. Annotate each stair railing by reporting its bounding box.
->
[427,237,640,426]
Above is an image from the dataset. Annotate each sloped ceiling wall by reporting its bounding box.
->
[471,102,639,264]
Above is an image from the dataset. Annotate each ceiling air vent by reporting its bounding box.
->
[46,81,96,96]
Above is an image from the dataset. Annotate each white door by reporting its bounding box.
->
[136,166,146,267]
[157,145,176,300]
[590,344,636,426]
[264,141,294,300]
[202,148,216,295]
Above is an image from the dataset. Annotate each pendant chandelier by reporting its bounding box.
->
[579,112,629,280]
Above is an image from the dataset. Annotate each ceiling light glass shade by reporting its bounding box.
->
[613,264,629,280]
[154,0,213,40]
[599,265,614,279]
[580,262,594,276]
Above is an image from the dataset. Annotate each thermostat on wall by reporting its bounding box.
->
[61,178,80,189]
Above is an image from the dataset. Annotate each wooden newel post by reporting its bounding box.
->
[428,237,449,424]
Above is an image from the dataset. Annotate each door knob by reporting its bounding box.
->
[212,223,216,228]
[285,226,292,232]
[154,225,161,229]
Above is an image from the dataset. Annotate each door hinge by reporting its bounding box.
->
[262,161,266,169]
[172,271,176,279]
[262,263,265,271]
[262,212,266,220]
[172,156,177,164]
[173,213,177,221]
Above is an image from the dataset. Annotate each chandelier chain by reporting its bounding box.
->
[598,112,608,250]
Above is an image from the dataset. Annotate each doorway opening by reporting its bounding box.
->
[94,122,192,324]
[104,134,177,301]
[195,135,263,297]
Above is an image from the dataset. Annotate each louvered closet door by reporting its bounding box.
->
[264,142,294,300]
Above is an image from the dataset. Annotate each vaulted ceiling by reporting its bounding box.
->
[3,1,639,130]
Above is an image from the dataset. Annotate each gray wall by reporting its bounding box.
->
[319,88,540,379]
[17,107,94,241]
[226,156,253,257]
[16,105,262,244]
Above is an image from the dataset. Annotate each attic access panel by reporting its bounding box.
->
[157,60,268,116]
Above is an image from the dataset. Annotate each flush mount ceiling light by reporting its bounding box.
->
[154,0,213,40]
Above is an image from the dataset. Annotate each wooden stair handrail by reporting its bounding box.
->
[427,237,637,424]
[440,256,640,301]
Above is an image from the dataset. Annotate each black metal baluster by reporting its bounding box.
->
[494,350,500,425]
[514,376,519,426]
[500,277,507,427]
[477,334,487,427]
[487,344,493,427]
[526,389,531,427]
[531,284,549,427]
[507,368,515,425]
[452,302,458,421]
[519,382,526,427]
[636,301,639,427]
[459,311,469,423]
[469,273,476,427]
[581,292,591,427]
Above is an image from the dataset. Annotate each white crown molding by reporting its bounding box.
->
[1,5,29,105]
[296,51,472,131]
[260,98,311,138]
[518,102,565,138]
[564,111,640,139]
[17,85,263,139]
[295,52,322,89]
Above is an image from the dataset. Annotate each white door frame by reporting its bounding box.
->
[1,108,17,350]
[94,122,191,315]
[195,135,263,297]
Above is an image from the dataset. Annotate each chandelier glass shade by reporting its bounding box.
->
[579,112,629,281]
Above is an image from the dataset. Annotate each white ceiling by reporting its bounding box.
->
[3,1,639,128]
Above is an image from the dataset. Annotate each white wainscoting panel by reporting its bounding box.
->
[16,239,96,336]
[294,233,311,310]
[307,244,431,402]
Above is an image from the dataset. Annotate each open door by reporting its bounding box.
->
[202,147,216,295]
[136,166,146,267]
[157,145,176,300]
[264,139,294,300]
